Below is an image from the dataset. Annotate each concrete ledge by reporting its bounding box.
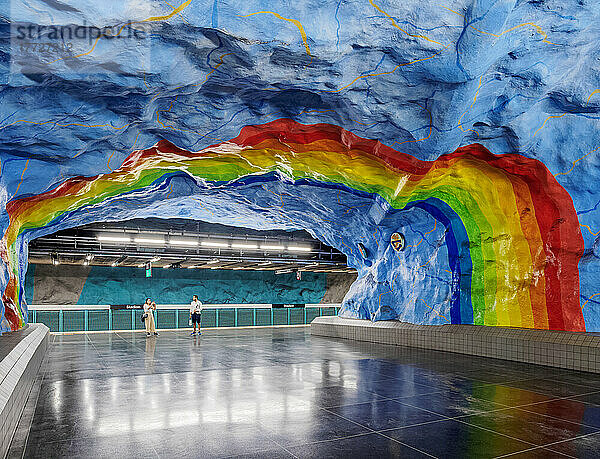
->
[0,324,50,458]
[311,316,600,373]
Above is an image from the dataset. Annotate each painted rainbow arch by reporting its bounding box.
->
[0,119,585,331]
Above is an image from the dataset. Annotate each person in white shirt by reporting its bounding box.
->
[189,295,203,336]
[143,298,159,337]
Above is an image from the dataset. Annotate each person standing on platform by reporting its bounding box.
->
[189,295,203,336]
[144,298,159,337]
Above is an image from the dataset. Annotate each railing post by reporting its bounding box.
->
[270,308,274,326]
[253,308,256,327]
[59,309,63,332]
[287,308,291,325]
[216,309,219,328]
[85,310,89,332]
[175,309,179,329]
[108,309,112,331]
[304,308,307,325]
[235,308,238,327]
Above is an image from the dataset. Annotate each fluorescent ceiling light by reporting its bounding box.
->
[98,235,131,243]
[287,246,311,252]
[187,265,197,269]
[201,241,229,248]
[260,244,285,251]
[206,259,219,264]
[170,239,199,246]
[231,243,258,249]
[258,262,272,266]
[134,237,165,245]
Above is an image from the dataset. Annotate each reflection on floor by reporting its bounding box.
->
[12,328,600,458]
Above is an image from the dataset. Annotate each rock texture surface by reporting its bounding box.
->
[25,265,337,305]
[0,1,598,332]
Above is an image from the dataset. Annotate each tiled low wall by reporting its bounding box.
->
[0,324,49,457]
[311,316,600,373]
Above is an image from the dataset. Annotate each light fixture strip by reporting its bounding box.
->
[170,239,199,246]
[134,237,165,245]
[261,244,285,251]
[201,241,229,248]
[231,243,258,249]
[287,246,312,252]
[98,235,131,243]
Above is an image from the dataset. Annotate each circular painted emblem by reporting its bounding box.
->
[390,232,406,252]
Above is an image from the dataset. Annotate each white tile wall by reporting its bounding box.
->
[311,316,600,374]
[0,324,49,459]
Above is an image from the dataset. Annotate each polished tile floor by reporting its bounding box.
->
[12,328,600,458]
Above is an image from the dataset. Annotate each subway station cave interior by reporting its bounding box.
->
[1,1,600,458]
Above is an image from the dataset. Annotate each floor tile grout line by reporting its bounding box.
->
[321,406,392,435]
[430,388,600,429]
[269,439,301,459]
[388,386,600,425]
[493,445,575,458]
[452,417,570,450]
[493,440,578,459]
[84,333,110,369]
[114,331,148,353]
[443,399,600,428]
[252,408,373,450]
[266,429,436,458]
[390,399,514,421]
[375,430,438,458]
[558,388,600,403]
[318,405,439,456]
[497,377,600,396]
[274,432,378,448]
[534,430,600,457]
[511,405,600,431]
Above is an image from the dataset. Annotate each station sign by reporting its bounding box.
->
[110,304,143,310]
